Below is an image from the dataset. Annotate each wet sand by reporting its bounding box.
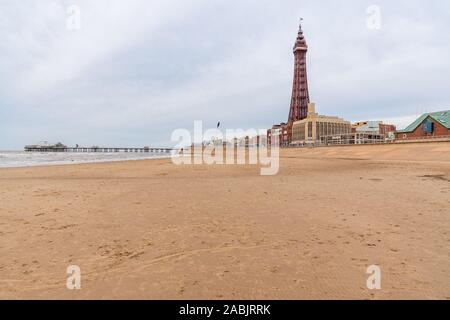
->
[1,142,449,299]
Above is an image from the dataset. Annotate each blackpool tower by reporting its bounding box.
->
[288,20,310,124]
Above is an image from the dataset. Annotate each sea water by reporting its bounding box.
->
[0,151,173,168]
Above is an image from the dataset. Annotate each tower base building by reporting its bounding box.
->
[291,103,352,146]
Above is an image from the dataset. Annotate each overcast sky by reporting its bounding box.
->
[0,0,449,149]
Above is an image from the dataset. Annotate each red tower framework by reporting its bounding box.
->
[288,21,310,124]
[267,21,311,147]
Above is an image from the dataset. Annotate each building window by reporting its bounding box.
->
[422,120,434,134]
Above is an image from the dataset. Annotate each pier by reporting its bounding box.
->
[24,146,174,154]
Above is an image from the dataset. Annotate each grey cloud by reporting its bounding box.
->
[0,0,449,149]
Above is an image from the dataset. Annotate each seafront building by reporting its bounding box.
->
[352,121,396,137]
[290,103,351,146]
[396,110,450,141]
[267,123,289,147]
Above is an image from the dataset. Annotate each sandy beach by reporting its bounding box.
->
[1,142,449,300]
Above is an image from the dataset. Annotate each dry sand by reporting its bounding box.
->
[0,142,449,300]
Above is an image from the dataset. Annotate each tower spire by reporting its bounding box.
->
[298,17,303,34]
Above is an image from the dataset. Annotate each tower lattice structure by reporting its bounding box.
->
[288,22,310,124]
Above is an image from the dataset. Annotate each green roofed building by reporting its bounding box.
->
[396,110,450,140]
